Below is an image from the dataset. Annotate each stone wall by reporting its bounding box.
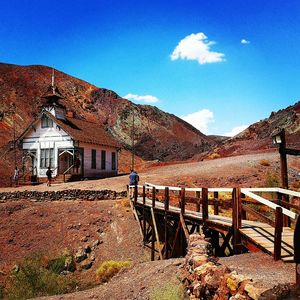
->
[0,189,127,202]
[178,234,261,300]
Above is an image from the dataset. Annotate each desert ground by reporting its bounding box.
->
[0,152,299,299]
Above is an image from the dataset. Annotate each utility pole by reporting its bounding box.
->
[131,110,135,171]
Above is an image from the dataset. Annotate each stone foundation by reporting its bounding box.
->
[179,233,261,300]
[0,189,127,202]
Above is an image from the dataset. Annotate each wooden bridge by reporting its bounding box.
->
[129,183,300,263]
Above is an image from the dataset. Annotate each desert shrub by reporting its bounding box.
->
[208,152,221,160]
[7,255,78,300]
[265,172,280,187]
[47,253,76,274]
[149,282,186,300]
[259,159,270,166]
[116,198,131,208]
[96,260,131,283]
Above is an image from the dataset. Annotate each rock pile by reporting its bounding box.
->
[179,234,261,300]
[0,189,127,202]
[74,239,101,271]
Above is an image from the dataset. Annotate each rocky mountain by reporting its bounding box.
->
[212,101,300,157]
[0,63,215,171]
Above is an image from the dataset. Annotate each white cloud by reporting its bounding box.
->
[224,124,248,137]
[124,93,159,103]
[181,109,214,134]
[170,32,225,65]
[241,39,250,44]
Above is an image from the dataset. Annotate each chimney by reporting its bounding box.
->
[67,111,74,118]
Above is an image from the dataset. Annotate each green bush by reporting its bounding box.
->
[7,255,78,300]
[47,253,76,274]
[96,260,131,283]
[150,282,186,300]
[265,172,280,187]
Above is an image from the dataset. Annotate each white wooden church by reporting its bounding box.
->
[18,73,120,182]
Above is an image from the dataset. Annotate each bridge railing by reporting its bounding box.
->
[130,183,300,261]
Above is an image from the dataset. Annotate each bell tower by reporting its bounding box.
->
[42,69,66,120]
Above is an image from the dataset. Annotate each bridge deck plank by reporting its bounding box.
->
[135,196,295,262]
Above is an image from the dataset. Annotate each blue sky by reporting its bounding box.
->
[1,0,300,136]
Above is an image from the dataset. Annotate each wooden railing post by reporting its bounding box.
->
[214,191,219,215]
[196,191,201,213]
[164,187,169,259]
[196,191,201,233]
[274,206,283,261]
[142,185,146,243]
[294,215,300,284]
[180,188,186,215]
[134,185,138,206]
[282,193,290,227]
[152,187,156,208]
[232,187,242,254]
[202,188,208,222]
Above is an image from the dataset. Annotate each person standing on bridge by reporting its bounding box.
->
[129,169,139,198]
[129,169,139,186]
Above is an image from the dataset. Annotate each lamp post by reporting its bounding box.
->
[131,110,135,171]
[272,128,300,189]
[272,129,288,189]
[272,128,300,284]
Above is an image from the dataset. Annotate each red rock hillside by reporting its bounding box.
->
[0,63,215,185]
[211,101,300,158]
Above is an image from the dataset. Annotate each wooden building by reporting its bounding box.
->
[18,73,120,182]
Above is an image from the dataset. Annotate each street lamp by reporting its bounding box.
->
[272,129,288,189]
[272,128,300,189]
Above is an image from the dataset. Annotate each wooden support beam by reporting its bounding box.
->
[151,208,163,260]
[180,188,186,215]
[232,187,242,254]
[180,212,190,240]
[214,191,219,215]
[220,231,233,256]
[129,198,144,240]
[164,187,169,259]
[170,220,181,257]
[202,188,209,221]
[142,185,146,244]
[274,206,283,261]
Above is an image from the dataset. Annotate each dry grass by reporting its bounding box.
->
[96,260,132,283]
[207,152,221,160]
[259,159,270,166]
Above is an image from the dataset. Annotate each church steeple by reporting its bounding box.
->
[41,68,66,120]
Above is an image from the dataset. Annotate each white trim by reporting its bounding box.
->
[241,189,296,219]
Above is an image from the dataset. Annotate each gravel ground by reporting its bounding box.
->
[219,252,295,291]
[1,152,299,194]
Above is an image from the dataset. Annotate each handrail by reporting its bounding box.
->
[241,189,296,219]
[145,182,233,193]
[63,164,74,183]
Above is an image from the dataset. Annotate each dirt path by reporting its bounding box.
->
[1,152,299,193]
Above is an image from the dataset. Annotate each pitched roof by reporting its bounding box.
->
[19,112,121,149]
[54,114,121,148]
